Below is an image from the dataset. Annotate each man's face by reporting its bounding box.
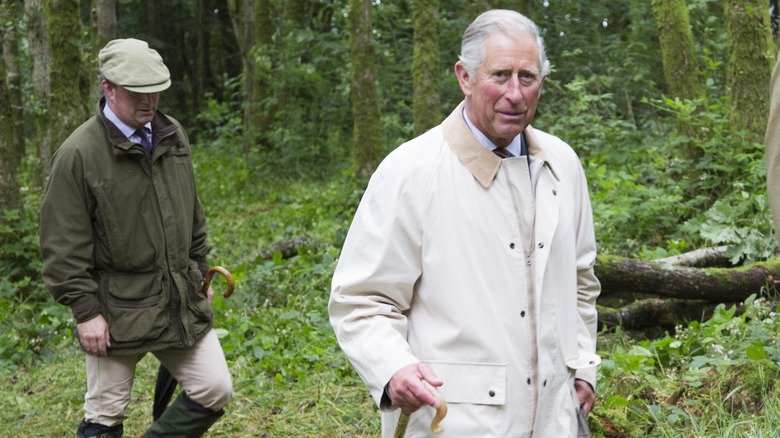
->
[102,80,160,129]
[455,32,545,147]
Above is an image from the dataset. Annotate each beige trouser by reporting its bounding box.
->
[84,329,232,427]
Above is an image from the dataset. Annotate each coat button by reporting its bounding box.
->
[489,390,496,397]
[526,378,531,385]
[538,242,544,249]
[543,380,547,387]
[509,242,515,249]
[520,310,526,317]
[552,188,557,196]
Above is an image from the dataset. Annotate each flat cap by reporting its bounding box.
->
[99,38,171,93]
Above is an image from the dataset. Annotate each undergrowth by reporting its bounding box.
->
[1,70,779,435]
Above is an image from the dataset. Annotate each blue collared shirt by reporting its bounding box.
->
[103,103,152,146]
[461,108,527,156]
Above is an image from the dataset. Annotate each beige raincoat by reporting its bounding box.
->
[330,102,601,437]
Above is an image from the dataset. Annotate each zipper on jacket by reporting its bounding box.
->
[503,158,539,430]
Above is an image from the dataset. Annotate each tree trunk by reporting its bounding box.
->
[0,0,24,213]
[249,0,273,148]
[348,0,382,178]
[412,0,441,136]
[650,0,705,179]
[650,0,704,101]
[24,0,51,183]
[725,0,775,136]
[44,0,88,156]
[90,0,116,99]
[93,0,115,48]
[227,0,256,151]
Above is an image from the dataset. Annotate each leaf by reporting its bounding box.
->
[746,343,767,360]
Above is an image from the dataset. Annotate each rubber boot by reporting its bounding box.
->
[77,419,124,438]
[143,392,224,438]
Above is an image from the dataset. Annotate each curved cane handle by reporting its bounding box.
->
[201,266,235,298]
[425,382,448,435]
[393,382,448,437]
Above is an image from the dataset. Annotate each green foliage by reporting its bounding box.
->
[538,71,776,261]
[594,295,780,436]
[3,0,780,434]
[0,208,42,298]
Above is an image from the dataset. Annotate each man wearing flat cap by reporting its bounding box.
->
[40,38,232,437]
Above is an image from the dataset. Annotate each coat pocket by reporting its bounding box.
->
[424,360,506,405]
[185,268,212,323]
[564,352,601,370]
[105,271,168,342]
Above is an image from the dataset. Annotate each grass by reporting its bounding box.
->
[5,148,780,436]
[0,340,380,437]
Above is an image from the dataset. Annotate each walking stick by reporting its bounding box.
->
[152,266,235,420]
[393,381,448,437]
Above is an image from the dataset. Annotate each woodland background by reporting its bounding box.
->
[2,0,780,436]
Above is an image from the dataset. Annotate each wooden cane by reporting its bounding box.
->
[393,382,448,437]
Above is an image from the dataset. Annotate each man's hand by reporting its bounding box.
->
[387,363,444,414]
[574,379,595,414]
[205,285,215,305]
[77,315,111,357]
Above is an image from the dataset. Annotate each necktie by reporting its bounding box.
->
[136,128,152,153]
[493,147,513,158]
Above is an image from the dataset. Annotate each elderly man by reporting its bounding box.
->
[329,10,600,437]
[39,38,232,437]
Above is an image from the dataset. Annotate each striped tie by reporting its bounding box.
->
[136,128,152,153]
[493,147,513,158]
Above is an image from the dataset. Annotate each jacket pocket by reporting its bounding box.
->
[564,352,601,370]
[185,268,212,323]
[424,360,506,405]
[105,271,168,342]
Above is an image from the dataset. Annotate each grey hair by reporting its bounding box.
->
[458,9,550,80]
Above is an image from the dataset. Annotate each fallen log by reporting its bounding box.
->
[595,251,780,331]
[654,246,730,267]
[595,254,779,302]
[256,236,317,260]
[598,298,720,330]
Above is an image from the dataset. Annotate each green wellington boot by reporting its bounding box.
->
[143,392,224,438]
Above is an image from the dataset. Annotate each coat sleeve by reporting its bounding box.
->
[573,161,601,389]
[39,146,104,323]
[171,121,210,276]
[329,156,424,407]
[767,56,780,247]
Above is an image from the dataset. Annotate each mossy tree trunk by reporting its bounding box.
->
[24,0,51,183]
[90,0,116,100]
[348,0,382,178]
[650,0,704,102]
[412,0,441,136]
[650,0,705,173]
[0,0,24,213]
[44,0,88,158]
[725,0,775,136]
